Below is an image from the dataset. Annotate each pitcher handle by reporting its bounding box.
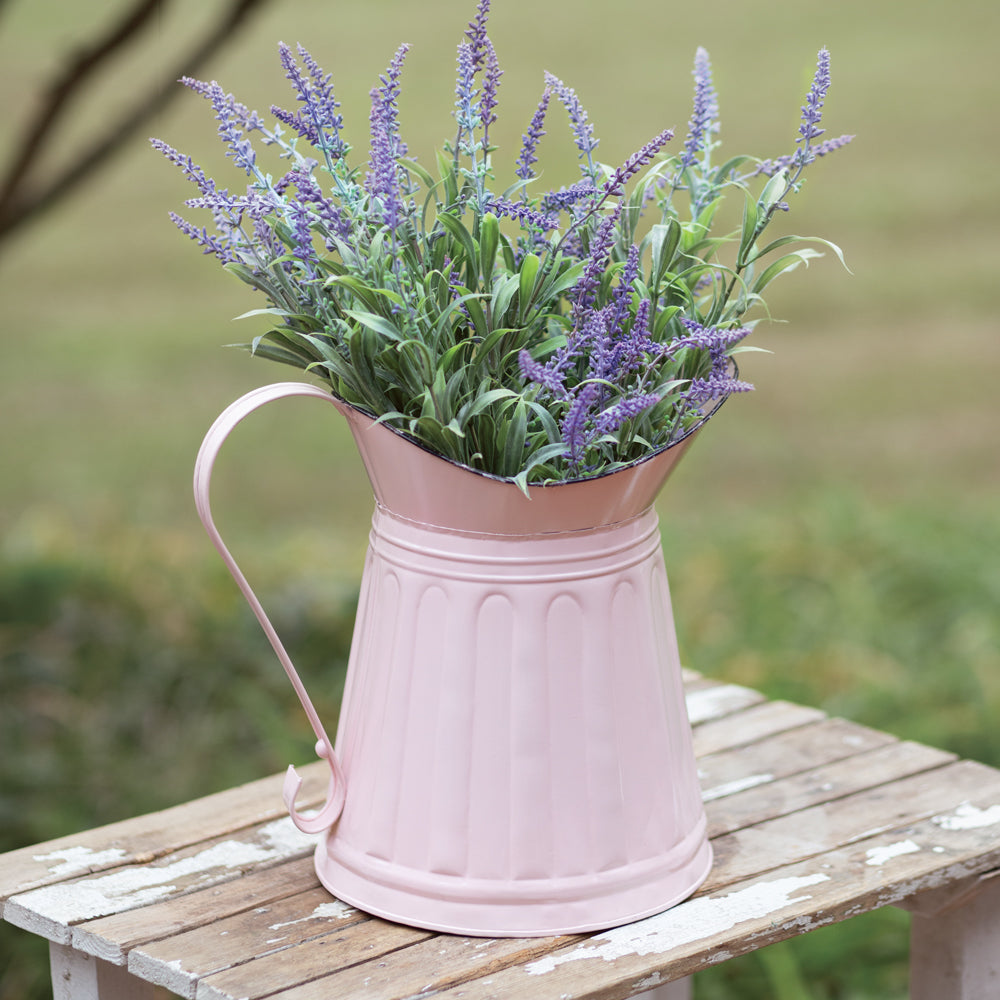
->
[193,382,348,835]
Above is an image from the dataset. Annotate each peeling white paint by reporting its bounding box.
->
[865,840,920,866]
[32,846,128,877]
[526,874,829,975]
[933,802,1000,831]
[268,900,354,930]
[633,971,664,990]
[701,774,773,802]
[13,818,317,925]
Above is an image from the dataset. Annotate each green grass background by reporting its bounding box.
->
[1,0,998,996]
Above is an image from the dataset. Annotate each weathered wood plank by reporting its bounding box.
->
[697,716,897,804]
[683,683,765,726]
[4,816,319,944]
[414,780,1000,1000]
[71,855,322,965]
[692,700,826,758]
[0,761,328,903]
[128,886,362,999]
[262,931,581,1000]
[704,759,999,894]
[704,739,955,839]
[193,916,433,1000]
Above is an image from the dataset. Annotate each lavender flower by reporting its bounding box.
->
[480,39,502,147]
[561,381,602,464]
[515,88,551,183]
[594,392,662,434]
[544,72,600,182]
[272,43,346,161]
[603,128,674,196]
[168,211,236,263]
[375,44,411,160]
[518,348,572,398]
[486,195,559,232]
[800,49,831,143]
[464,0,491,72]
[181,77,263,177]
[680,47,719,170]
[540,181,598,214]
[367,88,403,229]
[454,41,478,143]
[683,370,754,405]
[571,205,621,318]
[149,138,218,197]
[287,169,353,244]
[675,317,752,356]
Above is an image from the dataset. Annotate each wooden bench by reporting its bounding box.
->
[3,672,1000,1000]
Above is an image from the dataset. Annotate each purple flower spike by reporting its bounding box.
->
[376,44,411,159]
[516,87,551,183]
[168,211,236,263]
[454,41,478,136]
[796,48,831,158]
[367,88,403,230]
[487,196,559,232]
[464,0,491,72]
[594,392,661,435]
[544,71,600,179]
[481,39,503,146]
[603,127,674,196]
[681,47,719,170]
[561,381,602,464]
[273,44,346,158]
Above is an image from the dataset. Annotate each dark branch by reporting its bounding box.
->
[0,0,271,245]
[0,0,166,221]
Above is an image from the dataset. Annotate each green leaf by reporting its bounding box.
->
[757,168,789,217]
[437,212,478,278]
[737,192,759,265]
[343,309,405,342]
[478,212,499,289]
[501,400,528,475]
[490,272,520,325]
[517,253,541,319]
[751,249,823,294]
[458,387,518,422]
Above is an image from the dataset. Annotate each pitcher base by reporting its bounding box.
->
[313,825,713,937]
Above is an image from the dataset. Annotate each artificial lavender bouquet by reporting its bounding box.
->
[154,0,851,488]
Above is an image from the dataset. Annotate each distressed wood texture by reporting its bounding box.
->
[4,674,1000,1000]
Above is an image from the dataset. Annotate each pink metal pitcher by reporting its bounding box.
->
[194,381,713,936]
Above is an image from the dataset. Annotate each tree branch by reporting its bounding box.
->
[0,0,271,245]
[0,0,166,221]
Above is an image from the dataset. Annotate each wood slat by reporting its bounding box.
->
[683,683,765,725]
[692,699,826,757]
[697,716,897,803]
[0,761,329,902]
[265,933,581,1000]
[71,855,322,965]
[194,916,433,1000]
[705,759,997,892]
[704,739,955,839]
[128,885,363,998]
[4,815,320,944]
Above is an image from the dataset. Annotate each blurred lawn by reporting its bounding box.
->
[1,0,999,997]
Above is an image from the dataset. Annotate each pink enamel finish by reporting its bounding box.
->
[194,382,712,936]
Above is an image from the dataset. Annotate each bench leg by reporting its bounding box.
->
[907,874,1000,999]
[634,975,692,999]
[49,942,161,1000]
